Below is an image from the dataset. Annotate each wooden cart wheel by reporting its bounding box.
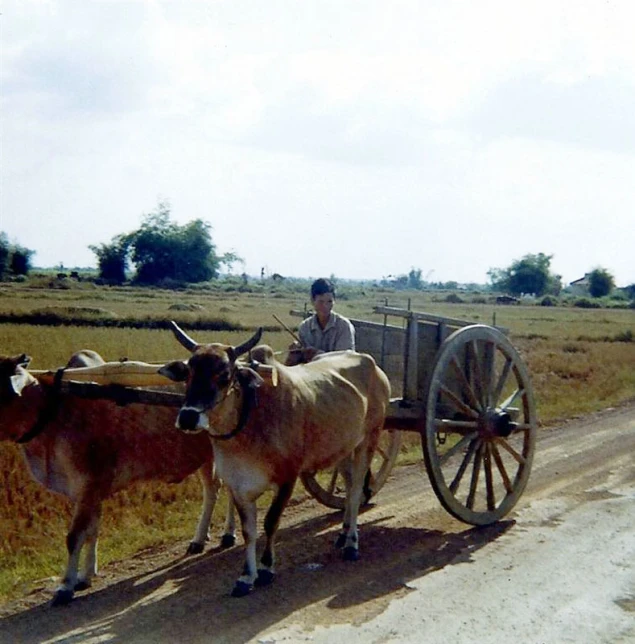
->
[301,430,402,510]
[423,324,537,526]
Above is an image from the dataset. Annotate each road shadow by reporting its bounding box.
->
[0,507,515,644]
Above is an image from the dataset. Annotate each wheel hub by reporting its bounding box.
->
[481,408,513,438]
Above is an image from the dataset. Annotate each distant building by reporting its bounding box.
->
[568,274,590,296]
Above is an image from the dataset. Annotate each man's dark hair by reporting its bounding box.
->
[310,278,335,300]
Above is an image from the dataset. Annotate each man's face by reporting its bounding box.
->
[313,293,334,318]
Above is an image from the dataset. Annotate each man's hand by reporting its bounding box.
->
[285,342,322,365]
[302,347,321,362]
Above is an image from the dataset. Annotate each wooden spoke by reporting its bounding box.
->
[482,341,496,409]
[440,433,479,467]
[434,419,480,434]
[466,441,484,509]
[501,387,524,411]
[491,442,513,493]
[438,383,480,419]
[450,355,482,412]
[448,438,478,493]
[492,357,513,407]
[484,443,496,511]
[511,422,534,433]
[326,468,339,495]
[493,437,526,465]
[467,340,485,408]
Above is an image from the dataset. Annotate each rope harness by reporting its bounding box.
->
[206,367,258,441]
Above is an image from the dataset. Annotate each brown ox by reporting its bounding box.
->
[0,350,234,607]
[159,322,391,597]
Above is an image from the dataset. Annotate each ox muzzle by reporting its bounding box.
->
[176,407,210,433]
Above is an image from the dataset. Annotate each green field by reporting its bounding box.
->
[1,281,634,603]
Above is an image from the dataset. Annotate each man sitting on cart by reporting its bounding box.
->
[287,278,378,503]
[288,277,355,364]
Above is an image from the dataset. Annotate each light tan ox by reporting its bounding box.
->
[0,350,236,607]
[159,322,391,597]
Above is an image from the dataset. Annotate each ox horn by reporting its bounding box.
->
[232,327,264,359]
[168,320,199,352]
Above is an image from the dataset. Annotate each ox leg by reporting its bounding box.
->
[76,514,100,592]
[221,492,237,549]
[256,480,295,587]
[335,455,355,551]
[339,445,373,562]
[52,492,102,606]
[231,496,259,597]
[187,461,222,555]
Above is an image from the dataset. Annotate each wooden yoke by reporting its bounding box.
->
[31,359,278,406]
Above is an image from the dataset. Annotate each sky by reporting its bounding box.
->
[1,0,634,286]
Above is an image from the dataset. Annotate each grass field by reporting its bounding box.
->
[1,281,633,603]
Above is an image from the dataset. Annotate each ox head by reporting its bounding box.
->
[159,322,264,433]
[0,354,40,442]
[0,354,35,401]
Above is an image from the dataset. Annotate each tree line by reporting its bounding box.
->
[388,254,617,298]
[0,203,626,299]
[487,253,615,298]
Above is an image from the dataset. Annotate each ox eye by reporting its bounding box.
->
[216,372,231,387]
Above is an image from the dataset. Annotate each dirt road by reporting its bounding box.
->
[1,404,634,643]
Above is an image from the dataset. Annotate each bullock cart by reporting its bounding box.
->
[293,305,537,526]
[35,305,536,528]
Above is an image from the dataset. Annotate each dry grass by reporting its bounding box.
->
[0,283,633,602]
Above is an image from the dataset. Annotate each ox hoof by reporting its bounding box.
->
[220,534,236,549]
[74,580,91,592]
[255,569,275,587]
[343,546,360,562]
[334,533,346,549]
[231,581,253,598]
[186,541,205,555]
[51,589,74,607]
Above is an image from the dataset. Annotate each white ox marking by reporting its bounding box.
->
[0,351,236,606]
[160,322,391,597]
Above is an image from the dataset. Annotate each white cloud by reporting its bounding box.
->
[1,0,634,286]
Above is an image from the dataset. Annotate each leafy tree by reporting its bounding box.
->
[129,205,219,284]
[488,253,561,297]
[220,251,243,274]
[407,268,423,290]
[588,267,615,298]
[89,236,130,284]
[10,245,35,275]
[90,201,235,286]
[0,233,35,279]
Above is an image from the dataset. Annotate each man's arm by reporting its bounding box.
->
[286,318,320,364]
[333,319,355,351]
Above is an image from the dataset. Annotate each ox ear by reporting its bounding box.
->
[158,360,190,383]
[10,367,35,396]
[229,327,264,361]
[13,353,32,369]
[236,367,264,390]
